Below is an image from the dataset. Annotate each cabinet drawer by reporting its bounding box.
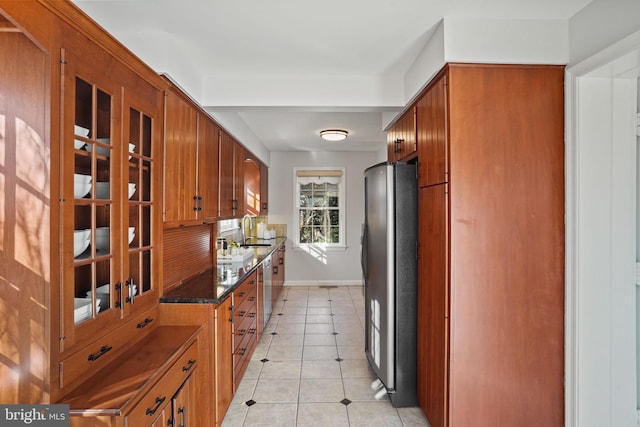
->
[233,310,256,347]
[60,307,158,391]
[234,275,256,307]
[233,327,255,367]
[234,288,256,323]
[125,342,198,427]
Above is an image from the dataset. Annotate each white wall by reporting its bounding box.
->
[267,151,377,285]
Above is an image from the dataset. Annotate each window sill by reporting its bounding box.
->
[293,244,347,252]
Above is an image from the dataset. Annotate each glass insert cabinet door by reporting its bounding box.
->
[60,48,161,351]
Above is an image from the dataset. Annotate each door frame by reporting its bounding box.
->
[565,30,640,427]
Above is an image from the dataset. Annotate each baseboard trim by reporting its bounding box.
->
[283,280,363,287]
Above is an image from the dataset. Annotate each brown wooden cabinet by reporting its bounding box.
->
[244,156,261,216]
[64,325,200,427]
[163,84,220,226]
[387,106,417,162]
[414,64,565,427]
[218,130,243,218]
[416,74,447,187]
[214,295,234,424]
[272,242,286,305]
[58,33,163,381]
[260,161,269,214]
[233,271,259,389]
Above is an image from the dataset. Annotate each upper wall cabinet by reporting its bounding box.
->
[260,161,269,215]
[163,85,220,226]
[59,42,163,366]
[218,131,246,218]
[387,106,417,162]
[416,74,448,187]
[244,156,261,216]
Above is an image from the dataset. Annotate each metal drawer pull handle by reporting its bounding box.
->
[145,396,166,416]
[238,310,246,317]
[249,296,256,302]
[238,291,246,298]
[182,359,196,372]
[248,312,256,318]
[237,329,246,336]
[136,318,153,329]
[238,348,246,356]
[87,345,112,361]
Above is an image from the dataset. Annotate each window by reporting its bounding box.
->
[294,168,345,248]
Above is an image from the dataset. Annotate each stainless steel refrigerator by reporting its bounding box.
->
[361,161,418,408]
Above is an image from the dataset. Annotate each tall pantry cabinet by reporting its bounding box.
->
[414,64,565,427]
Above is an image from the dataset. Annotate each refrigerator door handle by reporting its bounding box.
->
[361,224,368,284]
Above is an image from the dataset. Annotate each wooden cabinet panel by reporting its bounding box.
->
[218,131,234,217]
[272,242,286,305]
[125,342,198,427]
[417,185,449,427]
[233,142,246,215]
[59,43,162,363]
[233,271,258,389]
[163,86,219,225]
[172,372,198,427]
[197,114,220,220]
[417,73,448,187]
[415,64,565,427]
[387,107,416,162]
[214,297,234,423]
[163,88,198,223]
[159,303,216,426]
[244,157,261,216]
[218,132,248,218]
[260,162,269,214]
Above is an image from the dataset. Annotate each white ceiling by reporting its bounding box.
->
[72,0,592,156]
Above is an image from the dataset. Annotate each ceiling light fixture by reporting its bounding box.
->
[320,129,348,142]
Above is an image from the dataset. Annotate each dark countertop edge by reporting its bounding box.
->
[159,237,285,305]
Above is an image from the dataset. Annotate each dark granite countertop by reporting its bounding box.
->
[160,237,285,305]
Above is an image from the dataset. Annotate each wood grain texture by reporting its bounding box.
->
[417,72,448,187]
[446,64,565,426]
[196,113,220,221]
[159,303,216,427]
[163,88,198,223]
[162,224,213,290]
[0,28,50,405]
[417,185,449,427]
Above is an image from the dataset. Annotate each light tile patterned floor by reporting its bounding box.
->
[221,286,431,427]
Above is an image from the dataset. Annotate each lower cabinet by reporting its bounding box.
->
[214,296,234,425]
[233,271,258,390]
[65,326,201,427]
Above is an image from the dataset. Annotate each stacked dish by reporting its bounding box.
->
[74,125,89,149]
[86,138,110,157]
[74,173,92,198]
[128,226,135,245]
[74,297,101,323]
[86,284,110,312]
[74,229,90,257]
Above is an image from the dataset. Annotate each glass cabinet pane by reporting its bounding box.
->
[72,76,115,324]
[127,107,155,301]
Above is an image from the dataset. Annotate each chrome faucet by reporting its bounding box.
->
[241,214,254,244]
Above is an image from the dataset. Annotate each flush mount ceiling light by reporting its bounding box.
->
[320,129,348,142]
